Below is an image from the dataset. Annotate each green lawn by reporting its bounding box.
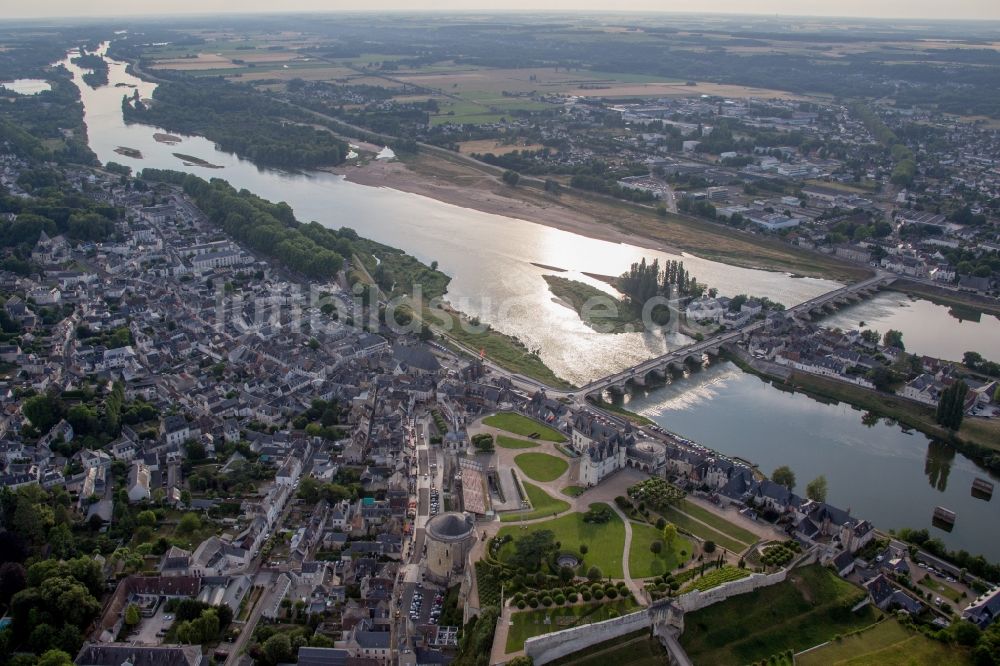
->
[661,505,747,554]
[496,435,539,449]
[917,574,963,603]
[680,565,876,666]
[505,599,640,653]
[561,485,586,497]
[675,499,758,545]
[628,522,693,578]
[482,412,566,441]
[498,504,625,578]
[796,619,972,666]
[500,482,571,522]
[515,452,569,482]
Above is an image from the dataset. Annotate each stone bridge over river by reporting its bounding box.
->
[553,272,895,398]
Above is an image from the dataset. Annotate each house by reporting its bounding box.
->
[75,645,203,666]
[343,619,392,664]
[832,550,855,577]
[964,587,1000,628]
[161,415,191,447]
[127,461,151,502]
[864,573,923,613]
[297,647,350,666]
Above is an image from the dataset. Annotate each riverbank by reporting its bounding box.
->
[542,275,644,334]
[325,149,870,284]
[586,396,655,426]
[421,302,575,390]
[892,279,1000,318]
[723,347,1000,468]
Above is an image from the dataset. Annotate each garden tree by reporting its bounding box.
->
[861,329,881,344]
[650,540,663,554]
[124,604,141,627]
[507,658,534,666]
[703,541,717,554]
[936,380,969,430]
[136,510,157,527]
[48,523,75,559]
[0,562,26,603]
[185,440,207,462]
[509,530,557,572]
[883,329,905,350]
[261,633,293,666]
[502,170,520,187]
[587,566,603,581]
[771,466,796,490]
[662,522,678,549]
[806,475,828,502]
[452,607,500,666]
[37,650,74,666]
[178,512,202,535]
[22,393,64,432]
[9,484,56,550]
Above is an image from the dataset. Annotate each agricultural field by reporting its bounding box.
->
[628,522,694,578]
[680,565,876,666]
[482,412,566,441]
[497,504,626,578]
[515,451,569,482]
[457,139,545,155]
[796,619,972,666]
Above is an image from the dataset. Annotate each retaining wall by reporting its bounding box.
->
[523,609,650,665]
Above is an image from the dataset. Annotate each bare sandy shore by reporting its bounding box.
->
[323,158,686,256]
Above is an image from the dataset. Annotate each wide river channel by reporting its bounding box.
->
[61,47,1000,559]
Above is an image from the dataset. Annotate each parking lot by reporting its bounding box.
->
[129,601,174,645]
[400,583,445,626]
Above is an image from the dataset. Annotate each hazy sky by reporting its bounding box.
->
[3,0,1000,21]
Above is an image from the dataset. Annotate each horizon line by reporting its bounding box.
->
[4,9,1000,24]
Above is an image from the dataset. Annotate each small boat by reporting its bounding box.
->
[972,478,994,501]
[932,506,957,531]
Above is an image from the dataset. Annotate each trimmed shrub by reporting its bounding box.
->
[593,589,604,600]
[581,591,592,602]
[541,596,553,607]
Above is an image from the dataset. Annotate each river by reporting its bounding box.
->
[822,291,1000,363]
[60,45,1000,558]
[623,361,1000,560]
[59,47,838,386]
